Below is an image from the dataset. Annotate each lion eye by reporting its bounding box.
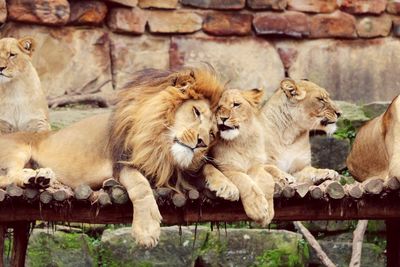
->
[233,102,241,108]
[209,130,215,140]
[193,106,201,118]
[9,53,16,58]
[317,97,325,103]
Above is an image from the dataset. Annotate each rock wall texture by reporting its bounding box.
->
[2,0,400,102]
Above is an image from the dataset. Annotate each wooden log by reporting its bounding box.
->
[188,189,200,200]
[23,188,39,200]
[52,187,74,202]
[98,190,112,206]
[172,193,187,207]
[320,181,345,199]
[0,189,6,202]
[362,178,384,195]
[11,221,31,267]
[384,177,400,191]
[102,178,120,189]
[0,223,6,267]
[110,185,128,205]
[74,184,93,200]
[203,189,217,200]
[273,183,283,198]
[6,184,23,197]
[309,185,323,199]
[156,187,172,198]
[345,183,363,199]
[294,221,336,267]
[39,190,53,204]
[282,185,295,198]
[293,183,309,198]
[386,219,400,267]
[349,220,368,267]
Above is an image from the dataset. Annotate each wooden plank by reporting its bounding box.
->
[11,221,31,267]
[386,219,400,267]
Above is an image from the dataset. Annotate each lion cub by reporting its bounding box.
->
[204,88,275,226]
[0,37,50,134]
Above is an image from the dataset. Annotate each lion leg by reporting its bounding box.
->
[23,118,51,133]
[265,164,295,185]
[249,165,275,226]
[223,170,269,226]
[293,166,340,185]
[119,166,162,248]
[203,164,239,201]
[385,96,400,179]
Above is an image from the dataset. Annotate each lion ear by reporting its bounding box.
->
[242,88,264,106]
[18,37,35,56]
[173,70,196,93]
[280,78,305,101]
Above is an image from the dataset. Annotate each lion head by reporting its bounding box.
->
[216,88,264,140]
[279,78,341,135]
[109,67,224,188]
[0,37,35,83]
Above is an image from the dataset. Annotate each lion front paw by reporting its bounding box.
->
[22,168,57,189]
[312,169,340,185]
[132,201,162,249]
[207,179,240,201]
[241,184,270,226]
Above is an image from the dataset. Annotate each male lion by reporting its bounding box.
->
[204,88,275,226]
[0,67,231,248]
[347,95,400,182]
[260,78,342,184]
[0,37,50,133]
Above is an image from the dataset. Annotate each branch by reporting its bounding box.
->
[349,220,368,267]
[47,92,114,108]
[293,221,336,267]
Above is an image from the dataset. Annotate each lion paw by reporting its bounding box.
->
[241,184,270,226]
[132,201,162,249]
[22,168,57,189]
[207,180,240,201]
[312,169,340,185]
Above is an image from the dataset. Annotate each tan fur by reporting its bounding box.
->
[0,67,224,248]
[0,37,49,133]
[205,89,275,226]
[347,95,400,182]
[262,79,342,184]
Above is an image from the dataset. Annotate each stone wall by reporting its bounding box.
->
[2,0,400,102]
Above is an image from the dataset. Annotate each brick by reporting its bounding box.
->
[387,0,400,14]
[203,13,252,36]
[69,1,108,26]
[356,14,392,38]
[310,11,357,38]
[148,11,202,33]
[180,0,245,10]
[107,8,147,34]
[339,0,387,14]
[170,37,284,93]
[7,0,70,25]
[139,0,178,9]
[247,0,287,10]
[106,0,138,7]
[288,0,337,13]
[253,11,310,37]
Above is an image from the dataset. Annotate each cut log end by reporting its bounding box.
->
[110,185,128,204]
[23,188,39,200]
[39,190,53,204]
[384,177,400,191]
[156,187,172,198]
[188,189,200,200]
[0,189,6,202]
[282,185,295,198]
[6,184,23,197]
[309,185,323,199]
[362,178,384,195]
[74,184,93,200]
[102,178,120,189]
[172,193,187,207]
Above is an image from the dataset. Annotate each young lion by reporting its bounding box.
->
[0,37,50,133]
[204,88,275,226]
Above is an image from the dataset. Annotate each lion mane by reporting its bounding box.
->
[108,67,224,188]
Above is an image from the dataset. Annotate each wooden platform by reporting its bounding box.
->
[0,177,400,266]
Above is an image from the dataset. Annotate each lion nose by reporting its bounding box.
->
[220,117,228,123]
[0,66,6,72]
[335,111,342,118]
[196,138,207,148]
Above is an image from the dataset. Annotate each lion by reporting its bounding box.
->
[0,37,50,133]
[203,88,275,226]
[260,78,342,184]
[0,67,234,248]
[347,95,400,182]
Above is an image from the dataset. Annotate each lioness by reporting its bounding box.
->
[347,95,400,181]
[0,37,50,133]
[0,67,232,248]
[262,78,342,184]
[204,88,275,226]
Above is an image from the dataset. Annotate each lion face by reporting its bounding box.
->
[0,37,35,83]
[170,99,217,169]
[216,88,264,141]
[280,79,341,135]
